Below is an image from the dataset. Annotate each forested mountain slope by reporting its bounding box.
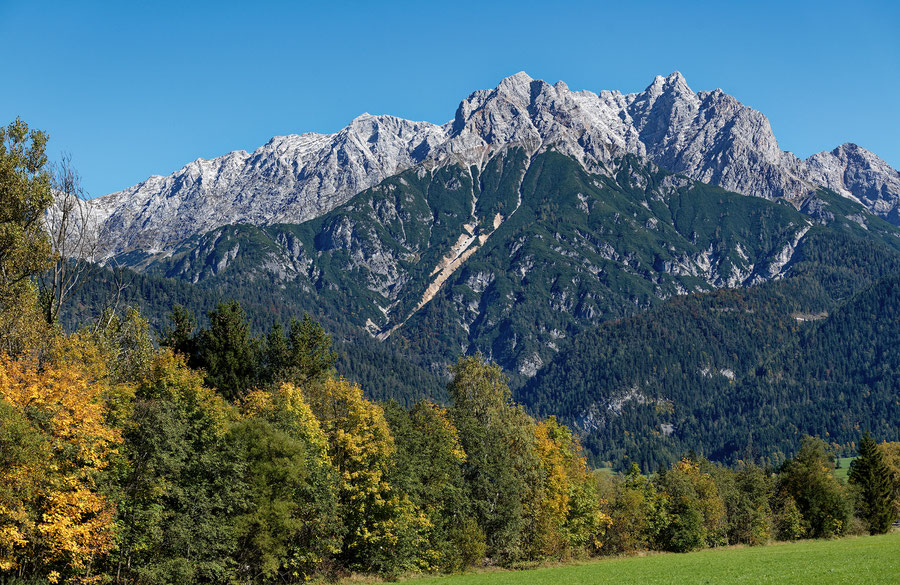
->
[66,150,900,462]
[61,264,446,405]
[521,230,900,470]
[88,150,900,382]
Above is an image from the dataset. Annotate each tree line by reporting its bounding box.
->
[3,298,899,584]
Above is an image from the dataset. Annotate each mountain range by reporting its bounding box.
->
[91,72,900,258]
[68,72,900,468]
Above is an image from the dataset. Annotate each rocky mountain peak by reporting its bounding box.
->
[646,71,693,97]
[91,72,900,258]
[805,142,900,220]
[496,71,536,96]
[831,142,887,164]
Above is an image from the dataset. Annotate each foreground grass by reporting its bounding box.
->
[412,532,900,585]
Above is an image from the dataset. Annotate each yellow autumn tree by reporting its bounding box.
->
[304,377,430,575]
[528,416,610,559]
[0,346,122,582]
[242,383,329,459]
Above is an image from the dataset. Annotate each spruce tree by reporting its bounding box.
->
[196,300,260,400]
[849,432,896,534]
[159,304,197,357]
[262,320,291,384]
[287,313,337,385]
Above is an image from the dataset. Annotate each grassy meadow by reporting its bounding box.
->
[411,532,900,585]
[833,457,857,482]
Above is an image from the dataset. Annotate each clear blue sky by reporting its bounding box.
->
[2,0,897,197]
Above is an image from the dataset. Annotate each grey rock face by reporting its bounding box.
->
[93,115,447,255]
[806,143,900,223]
[626,74,810,200]
[442,71,896,209]
[92,72,900,257]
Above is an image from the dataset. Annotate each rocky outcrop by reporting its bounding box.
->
[806,143,900,223]
[441,71,897,211]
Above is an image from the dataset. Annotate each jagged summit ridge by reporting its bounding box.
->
[92,116,448,255]
[92,72,900,256]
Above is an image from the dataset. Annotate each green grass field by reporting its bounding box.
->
[412,532,900,585]
[833,457,856,482]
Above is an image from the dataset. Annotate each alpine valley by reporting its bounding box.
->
[69,72,900,469]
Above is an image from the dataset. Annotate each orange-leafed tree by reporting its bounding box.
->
[0,349,122,582]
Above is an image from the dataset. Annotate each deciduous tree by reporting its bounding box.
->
[655,457,727,552]
[448,354,541,564]
[384,400,473,570]
[40,153,98,325]
[112,350,241,585]
[236,384,342,581]
[778,436,850,538]
[0,118,53,354]
[528,416,610,559]
[305,377,428,575]
[0,350,121,581]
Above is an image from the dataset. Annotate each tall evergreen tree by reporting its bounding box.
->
[849,432,897,534]
[262,320,291,383]
[196,300,260,400]
[159,304,197,358]
[286,313,337,385]
[260,313,336,388]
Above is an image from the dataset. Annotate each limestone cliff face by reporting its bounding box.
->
[805,142,900,223]
[442,71,897,208]
[92,115,447,255]
[91,72,900,257]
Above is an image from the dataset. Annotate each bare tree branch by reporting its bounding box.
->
[92,256,134,334]
[40,153,99,324]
